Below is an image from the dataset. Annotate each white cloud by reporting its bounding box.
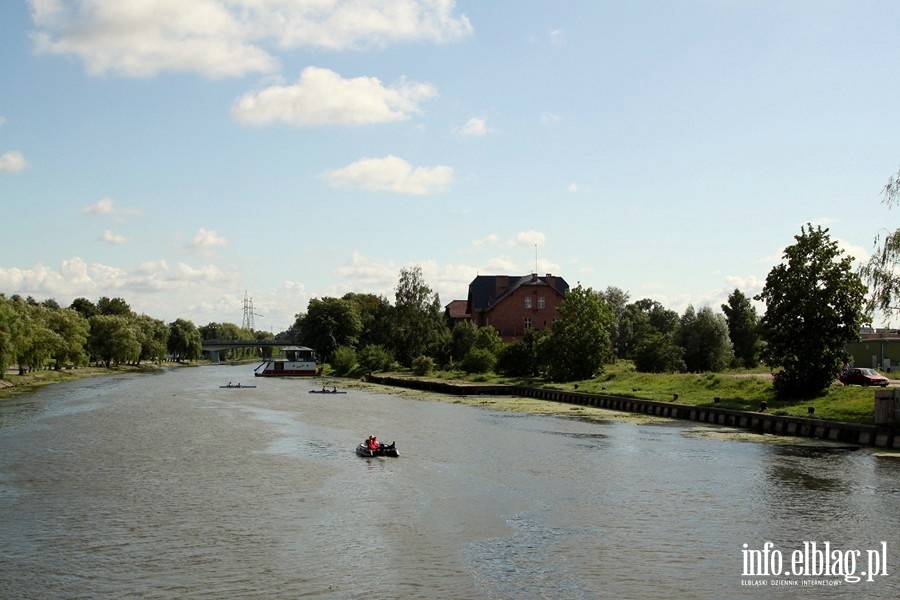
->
[0,256,242,321]
[28,0,472,78]
[0,151,29,173]
[324,155,453,195]
[473,234,500,247]
[540,112,561,125]
[509,230,546,248]
[231,67,437,126]
[82,197,116,215]
[549,28,566,46]
[457,116,493,137]
[99,230,127,245]
[567,182,578,192]
[188,227,227,250]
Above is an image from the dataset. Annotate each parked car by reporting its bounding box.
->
[839,368,890,387]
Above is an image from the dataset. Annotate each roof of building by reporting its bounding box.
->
[445,299,470,319]
[467,273,569,314]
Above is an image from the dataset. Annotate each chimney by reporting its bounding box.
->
[496,275,509,295]
[545,273,554,286]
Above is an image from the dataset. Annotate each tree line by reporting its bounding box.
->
[0,223,875,400]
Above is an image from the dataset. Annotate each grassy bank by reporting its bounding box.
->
[413,361,883,425]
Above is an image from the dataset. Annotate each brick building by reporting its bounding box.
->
[464,273,569,341]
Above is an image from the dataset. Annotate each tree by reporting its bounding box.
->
[497,328,550,377]
[633,330,685,373]
[97,296,132,316]
[389,266,449,366]
[448,319,477,366]
[167,319,202,363]
[676,305,733,372]
[135,315,169,365]
[70,297,99,320]
[0,294,24,377]
[46,308,90,369]
[546,284,613,381]
[756,224,867,397]
[599,286,630,359]
[861,165,900,317]
[620,299,680,367]
[342,292,393,349]
[295,297,362,361]
[721,289,761,368]
[89,315,141,368]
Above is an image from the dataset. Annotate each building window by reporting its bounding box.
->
[537,296,545,309]
[524,317,532,330]
[524,296,532,309]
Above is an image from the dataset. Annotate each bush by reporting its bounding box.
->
[412,355,435,376]
[357,344,394,373]
[330,346,357,375]
[461,347,496,374]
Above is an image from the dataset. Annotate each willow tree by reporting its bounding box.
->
[756,224,867,397]
[861,166,900,317]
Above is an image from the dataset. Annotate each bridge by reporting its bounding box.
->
[201,340,307,363]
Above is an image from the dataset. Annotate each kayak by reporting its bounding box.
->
[356,442,399,458]
[309,390,347,394]
[220,385,256,388]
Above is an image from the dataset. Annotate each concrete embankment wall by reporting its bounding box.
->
[367,375,900,450]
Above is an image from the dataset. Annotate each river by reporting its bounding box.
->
[0,365,898,599]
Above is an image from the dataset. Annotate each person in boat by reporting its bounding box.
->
[322,385,327,392]
[367,435,380,451]
[332,386,337,393]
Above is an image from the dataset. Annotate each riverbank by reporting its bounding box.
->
[364,373,900,450]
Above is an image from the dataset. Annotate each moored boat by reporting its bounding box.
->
[254,346,322,377]
[356,442,399,458]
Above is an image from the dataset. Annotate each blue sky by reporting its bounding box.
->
[2,1,899,332]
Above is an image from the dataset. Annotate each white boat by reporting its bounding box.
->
[254,346,322,377]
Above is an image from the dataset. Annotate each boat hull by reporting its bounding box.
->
[356,442,399,458]
[254,359,321,377]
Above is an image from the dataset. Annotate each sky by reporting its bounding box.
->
[2,1,900,333]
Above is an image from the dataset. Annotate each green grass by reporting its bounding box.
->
[414,361,885,425]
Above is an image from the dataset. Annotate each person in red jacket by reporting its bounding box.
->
[367,435,380,451]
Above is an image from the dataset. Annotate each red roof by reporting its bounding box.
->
[445,299,470,319]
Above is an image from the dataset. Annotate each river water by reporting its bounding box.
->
[0,365,897,599]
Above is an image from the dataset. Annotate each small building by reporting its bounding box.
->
[465,273,569,342]
[444,299,471,327]
[846,331,900,371]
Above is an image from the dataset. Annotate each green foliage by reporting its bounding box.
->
[412,355,435,376]
[167,318,202,363]
[390,266,450,366]
[546,284,613,381]
[330,345,357,375]
[97,296,132,317]
[295,297,362,361]
[357,344,394,373]
[449,320,477,364]
[91,314,141,368]
[461,347,496,374]
[497,328,550,377]
[756,224,867,397]
[619,298,679,360]
[633,331,685,373]
[135,315,169,365]
[721,289,761,368]
[47,308,90,369]
[677,305,733,372]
